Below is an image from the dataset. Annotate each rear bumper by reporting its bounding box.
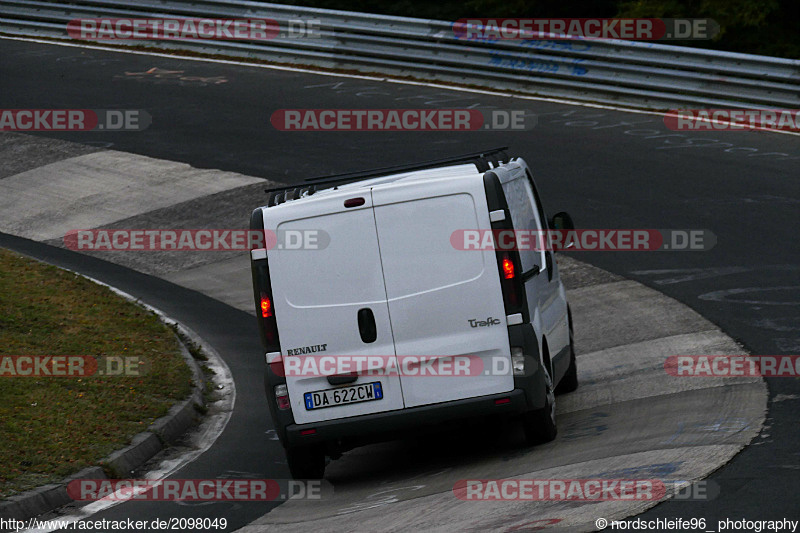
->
[285,389,528,447]
[272,322,547,449]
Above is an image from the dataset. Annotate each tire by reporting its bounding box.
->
[522,357,557,445]
[555,312,578,394]
[286,445,326,479]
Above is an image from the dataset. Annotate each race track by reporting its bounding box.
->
[1,37,798,532]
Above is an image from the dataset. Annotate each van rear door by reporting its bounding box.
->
[262,191,405,424]
[371,176,514,408]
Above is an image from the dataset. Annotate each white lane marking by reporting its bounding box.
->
[774,338,800,352]
[336,485,426,516]
[2,35,800,138]
[630,267,751,285]
[20,273,236,533]
[698,285,800,305]
[752,318,800,332]
[772,394,800,402]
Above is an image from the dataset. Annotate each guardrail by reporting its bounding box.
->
[1,0,799,110]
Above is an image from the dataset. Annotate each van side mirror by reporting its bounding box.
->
[550,211,574,231]
[549,212,575,252]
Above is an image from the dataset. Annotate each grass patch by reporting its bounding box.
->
[0,249,193,498]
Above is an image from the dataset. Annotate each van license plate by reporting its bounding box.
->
[304,382,383,410]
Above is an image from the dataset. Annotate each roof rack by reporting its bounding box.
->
[264,147,509,207]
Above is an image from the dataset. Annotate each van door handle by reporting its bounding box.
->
[357,308,377,343]
[327,373,358,385]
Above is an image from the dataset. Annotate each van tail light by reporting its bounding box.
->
[499,249,523,310]
[259,292,279,346]
[261,294,273,317]
[483,172,527,322]
[251,208,282,355]
[251,257,281,352]
[501,255,515,279]
[493,233,524,316]
[275,384,290,410]
[497,251,524,314]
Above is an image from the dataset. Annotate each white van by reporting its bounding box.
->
[250,149,577,478]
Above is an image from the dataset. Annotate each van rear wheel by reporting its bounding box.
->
[555,315,578,394]
[522,365,557,445]
[286,445,326,479]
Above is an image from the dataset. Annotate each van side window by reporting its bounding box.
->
[501,175,543,273]
[526,170,549,231]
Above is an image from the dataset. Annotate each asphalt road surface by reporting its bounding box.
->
[1,37,799,529]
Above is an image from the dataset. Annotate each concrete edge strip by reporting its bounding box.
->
[272,444,750,520]
[0,265,228,522]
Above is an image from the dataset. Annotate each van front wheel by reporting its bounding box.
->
[555,315,578,394]
[286,445,326,479]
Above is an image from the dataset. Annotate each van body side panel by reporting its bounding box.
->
[371,178,514,408]
[499,165,570,378]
